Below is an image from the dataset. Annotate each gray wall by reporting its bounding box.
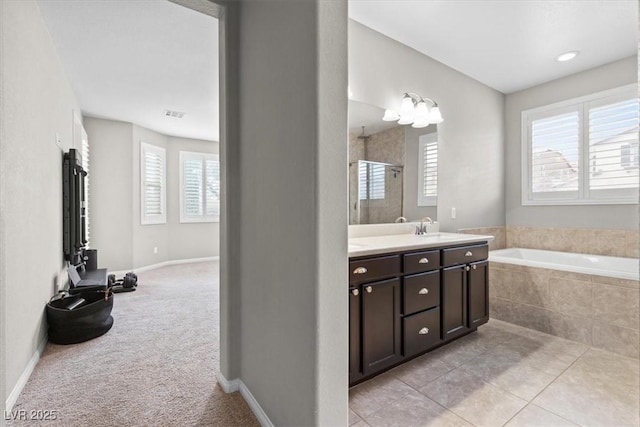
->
[505,56,638,230]
[220,0,348,424]
[404,126,438,221]
[83,118,134,271]
[349,20,506,232]
[85,117,219,271]
[0,0,81,405]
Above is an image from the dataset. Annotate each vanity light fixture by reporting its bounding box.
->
[382,93,443,128]
[556,50,579,62]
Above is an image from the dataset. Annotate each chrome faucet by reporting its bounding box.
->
[395,216,408,223]
[415,217,434,235]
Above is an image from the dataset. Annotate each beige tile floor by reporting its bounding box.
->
[349,319,640,427]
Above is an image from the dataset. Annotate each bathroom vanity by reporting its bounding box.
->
[348,233,492,386]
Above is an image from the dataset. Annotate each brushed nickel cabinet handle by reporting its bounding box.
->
[365,286,373,293]
[472,264,477,270]
[418,288,429,295]
[419,327,429,335]
[353,267,368,274]
[465,251,473,257]
[352,289,359,296]
[465,266,470,271]
[418,257,429,264]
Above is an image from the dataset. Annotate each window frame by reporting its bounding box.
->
[521,84,638,206]
[179,150,220,223]
[417,133,438,207]
[140,142,167,225]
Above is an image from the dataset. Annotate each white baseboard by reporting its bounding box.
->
[5,337,47,412]
[110,256,220,276]
[217,372,273,427]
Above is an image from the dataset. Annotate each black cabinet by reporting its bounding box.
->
[349,287,362,384]
[442,266,468,340]
[361,278,402,376]
[349,242,489,386]
[468,261,489,328]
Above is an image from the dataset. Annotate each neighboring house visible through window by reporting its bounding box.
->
[180,151,220,223]
[417,133,438,206]
[522,84,638,205]
[140,142,167,224]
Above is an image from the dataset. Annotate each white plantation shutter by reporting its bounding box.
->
[530,110,580,194]
[180,151,220,222]
[141,142,166,224]
[588,97,639,195]
[81,129,90,246]
[418,133,437,206]
[523,84,638,205]
[358,161,385,200]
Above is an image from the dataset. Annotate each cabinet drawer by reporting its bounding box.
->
[349,255,401,284]
[442,244,488,267]
[403,271,440,315]
[403,250,440,274]
[403,307,441,358]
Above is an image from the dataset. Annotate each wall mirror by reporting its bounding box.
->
[348,100,438,225]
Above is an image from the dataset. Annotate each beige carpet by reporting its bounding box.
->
[9,261,258,426]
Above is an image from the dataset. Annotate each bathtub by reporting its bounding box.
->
[489,247,639,281]
[488,247,639,358]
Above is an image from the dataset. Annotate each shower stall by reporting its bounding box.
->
[349,160,404,224]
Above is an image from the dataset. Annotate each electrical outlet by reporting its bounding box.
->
[153,246,158,254]
[451,207,457,219]
[55,132,62,149]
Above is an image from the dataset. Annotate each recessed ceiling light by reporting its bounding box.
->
[556,51,579,62]
[164,109,185,119]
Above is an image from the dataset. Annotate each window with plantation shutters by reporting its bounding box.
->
[140,142,166,224]
[522,84,638,205]
[358,160,386,200]
[418,133,438,206]
[180,151,220,223]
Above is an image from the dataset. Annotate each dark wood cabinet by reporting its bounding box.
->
[349,287,362,384]
[349,242,489,386]
[442,266,468,340]
[361,278,402,376]
[468,261,489,328]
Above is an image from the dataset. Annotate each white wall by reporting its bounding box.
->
[83,118,134,271]
[85,117,219,271]
[220,0,348,424]
[349,20,506,231]
[0,0,81,407]
[505,56,638,230]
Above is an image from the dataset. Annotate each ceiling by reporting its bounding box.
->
[349,0,638,94]
[37,0,219,141]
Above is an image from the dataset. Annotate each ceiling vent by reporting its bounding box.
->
[164,110,185,119]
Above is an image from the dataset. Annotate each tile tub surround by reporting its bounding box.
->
[506,226,639,258]
[349,319,639,427]
[459,226,506,250]
[490,261,640,358]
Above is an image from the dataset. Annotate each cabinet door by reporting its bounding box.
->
[362,278,402,376]
[442,266,468,340]
[349,287,362,384]
[468,261,489,328]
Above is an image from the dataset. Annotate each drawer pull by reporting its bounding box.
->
[353,267,368,275]
[472,264,477,270]
[419,327,429,335]
[465,251,473,257]
[418,257,429,264]
[465,266,470,271]
[418,288,429,295]
[351,289,359,296]
[365,286,373,293]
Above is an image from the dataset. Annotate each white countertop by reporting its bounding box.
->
[349,232,494,258]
